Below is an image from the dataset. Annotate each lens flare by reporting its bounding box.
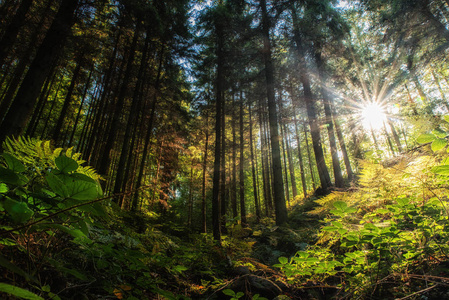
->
[360,101,387,131]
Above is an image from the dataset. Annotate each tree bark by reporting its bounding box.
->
[98,21,141,177]
[0,0,33,68]
[249,101,261,221]
[0,0,79,143]
[260,0,288,225]
[239,91,246,225]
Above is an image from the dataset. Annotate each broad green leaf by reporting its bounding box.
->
[376,208,390,214]
[444,115,449,123]
[55,156,78,173]
[48,224,87,239]
[431,138,447,152]
[322,226,337,232]
[236,292,244,298]
[65,179,99,200]
[396,197,410,206]
[431,165,449,176]
[0,283,44,300]
[333,201,347,211]
[432,129,447,138]
[346,207,357,214]
[364,223,378,231]
[332,221,343,228]
[0,167,20,185]
[46,172,69,198]
[0,183,8,193]
[278,257,288,264]
[416,133,435,144]
[337,228,348,235]
[223,289,236,296]
[4,198,33,223]
[2,153,25,172]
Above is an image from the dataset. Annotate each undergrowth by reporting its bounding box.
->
[275,117,449,299]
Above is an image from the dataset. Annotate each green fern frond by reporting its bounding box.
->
[2,136,102,181]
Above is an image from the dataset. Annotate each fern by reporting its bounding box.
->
[2,136,102,181]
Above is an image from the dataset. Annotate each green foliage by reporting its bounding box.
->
[276,121,449,298]
[0,283,44,300]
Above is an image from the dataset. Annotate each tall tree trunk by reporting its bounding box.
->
[113,34,149,205]
[201,115,209,233]
[69,65,94,146]
[249,101,261,221]
[239,91,246,225]
[0,0,33,68]
[291,9,331,192]
[131,45,165,212]
[285,124,297,199]
[52,57,83,145]
[212,8,224,240]
[303,123,317,191]
[315,47,344,188]
[25,65,58,137]
[220,89,227,232]
[280,120,290,204]
[0,0,79,143]
[98,21,141,177]
[259,104,272,216]
[333,117,354,181]
[260,0,288,225]
[388,120,403,152]
[294,117,307,197]
[84,28,122,162]
[231,94,238,219]
[0,0,50,124]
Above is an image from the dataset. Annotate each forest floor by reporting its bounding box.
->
[3,148,449,300]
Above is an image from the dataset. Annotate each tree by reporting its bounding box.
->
[0,0,80,143]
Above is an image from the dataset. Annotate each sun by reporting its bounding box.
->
[360,101,387,131]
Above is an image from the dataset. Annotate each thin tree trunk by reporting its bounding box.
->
[294,116,307,197]
[52,57,83,145]
[285,124,297,199]
[0,0,33,68]
[303,122,317,190]
[0,0,79,142]
[201,115,209,233]
[231,94,238,219]
[132,45,165,211]
[113,34,149,205]
[69,65,94,146]
[260,0,287,225]
[98,21,141,177]
[315,47,344,188]
[249,101,261,221]
[239,91,246,225]
[212,7,224,240]
[334,117,354,181]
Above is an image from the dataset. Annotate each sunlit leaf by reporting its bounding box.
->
[416,133,435,144]
[431,165,449,175]
[278,257,288,264]
[0,183,8,193]
[431,138,447,152]
[55,156,78,173]
[223,289,236,296]
[333,201,347,210]
[0,283,44,300]
[432,129,447,138]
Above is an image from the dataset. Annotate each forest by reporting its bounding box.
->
[2,0,449,299]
